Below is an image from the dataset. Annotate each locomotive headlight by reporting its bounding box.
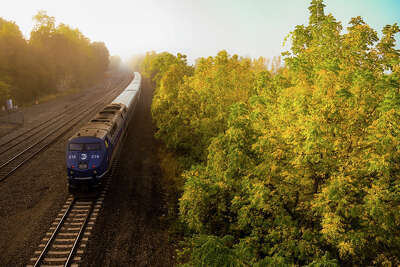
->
[70,170,74,175]
[93,170,97,174]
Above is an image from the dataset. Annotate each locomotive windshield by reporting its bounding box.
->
[85,143,101,151]
[69,143,83,151]
[69,143,101,151]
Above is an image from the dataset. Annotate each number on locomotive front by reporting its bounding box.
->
[66,138,109,188]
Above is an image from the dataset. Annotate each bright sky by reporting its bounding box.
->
[2,0,400,63]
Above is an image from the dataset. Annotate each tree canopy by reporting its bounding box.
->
[0,11,110,106]
[145,0,400,265]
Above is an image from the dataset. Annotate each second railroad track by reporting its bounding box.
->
[0,73,132,183]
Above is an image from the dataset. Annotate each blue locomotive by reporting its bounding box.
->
[66,72,142,189]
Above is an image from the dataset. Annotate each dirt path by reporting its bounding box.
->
[83,78,176,266]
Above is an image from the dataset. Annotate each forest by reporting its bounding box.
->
[142,0,400,266]
[0,11,109,107]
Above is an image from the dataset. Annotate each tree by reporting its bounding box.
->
[147,1,400,265]
[0,12,110,106]
[29,11,110,95]
[0,17,29,104]
[0,80,10,105]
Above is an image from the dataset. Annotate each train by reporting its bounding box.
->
[66,72,142,190]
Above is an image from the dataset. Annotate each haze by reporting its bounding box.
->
[2,0,400,63]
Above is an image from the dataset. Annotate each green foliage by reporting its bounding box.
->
[180,235,242,267]
[0,12,109,106]
[149,1,400,265]
[0,80,10,104]
[129,54,145,72]
[109,55,122,71]
[141,51,189,87]
[149,51,258,162]
[0,17,28,104]
[30,11,110,92]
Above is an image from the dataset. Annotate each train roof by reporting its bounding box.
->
[70,128,109,140]
[68,71,141,142]
[70,103,126,141]
[111,72,141,108]
[126,72,141,90]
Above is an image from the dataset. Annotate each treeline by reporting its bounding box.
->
[143,0,400,266]
[0,11,109,106]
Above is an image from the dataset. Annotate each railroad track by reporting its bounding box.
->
[0,73,132,183]
[0,74,128,160]
[0,76,118,152]
[25,73,129,265]
[30,196,98,267]
[28,161,119,267]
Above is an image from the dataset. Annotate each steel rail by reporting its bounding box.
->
[33,199,76,267]
[0,77,116,150]
[65,199,95,267]
[0,75,132,183]
[0,73,130,155]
